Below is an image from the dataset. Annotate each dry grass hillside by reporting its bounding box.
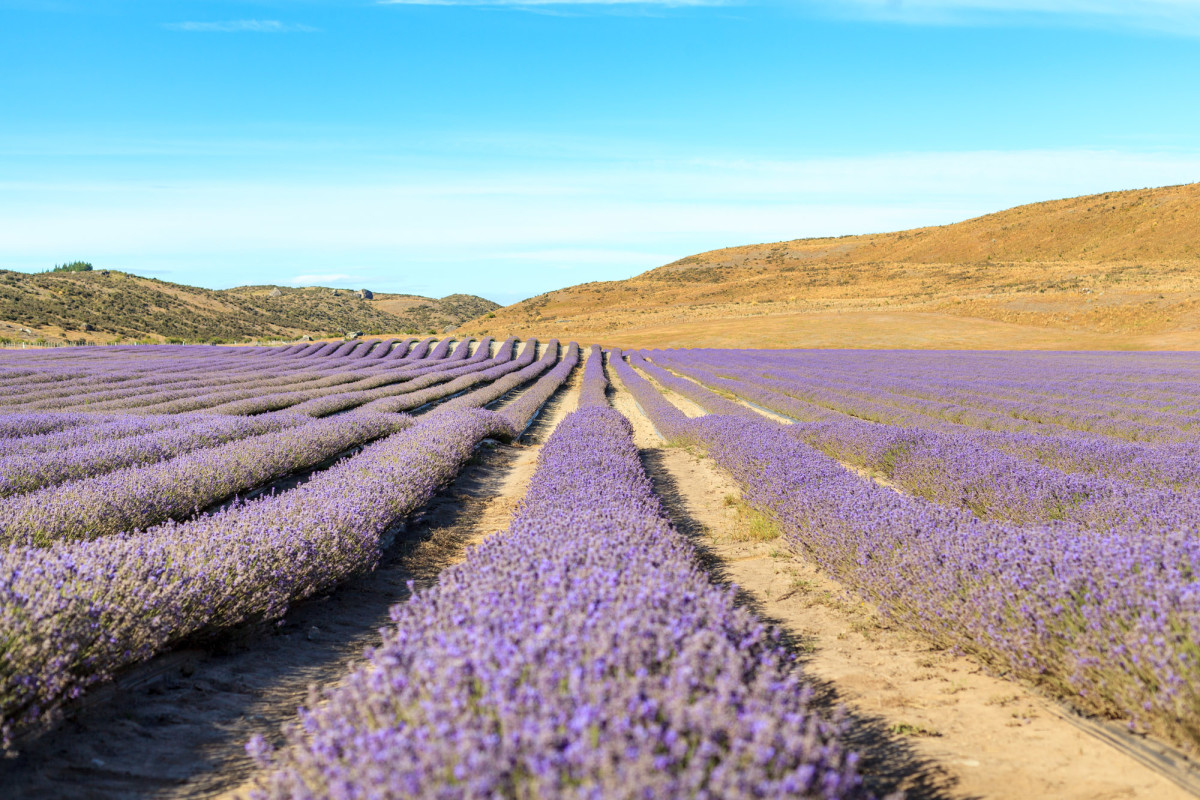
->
[460,182,1200,349]
[0,270,498,345]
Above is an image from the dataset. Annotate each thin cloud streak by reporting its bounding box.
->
[379,0,729,6]
[377,0,1200,33]
[164,20,319,33]
[825,0,1200,35]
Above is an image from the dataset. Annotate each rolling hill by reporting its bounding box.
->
[459,182,1200,349]
[0,270,498,345]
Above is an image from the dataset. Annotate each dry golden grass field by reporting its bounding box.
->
[459,182,1200,349]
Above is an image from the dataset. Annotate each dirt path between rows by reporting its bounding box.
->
[609,378,1192,800]
[1,378,580,800]
[644,365,908,492]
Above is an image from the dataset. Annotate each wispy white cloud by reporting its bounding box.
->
[376,0,1200,32]
[823,0,1200,35]
[164,20,319,33]
[834,0,1200,14]
[379,0,729,6]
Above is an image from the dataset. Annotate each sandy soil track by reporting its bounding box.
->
[0,378,581,800]
[609,378,1193,800]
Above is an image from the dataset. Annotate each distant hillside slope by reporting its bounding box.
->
[460,182,1200,350]
[0,270,498,344]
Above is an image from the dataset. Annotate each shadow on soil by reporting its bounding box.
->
[0,442,523,800]
[1,363,582,800]
[640,446,966,800]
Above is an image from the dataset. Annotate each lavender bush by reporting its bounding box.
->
[0,408,513,740]
[442,339,560,411]
[577,344,608,408]
[0,413,300,497]
[497,342,579,432]
[0,412,412,545]
[614,349,1200,753]
[361,339,534,413]
[250,406,867,800]
[637,351,1200,529]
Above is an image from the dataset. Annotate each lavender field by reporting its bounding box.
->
[1,339,1198,798]
[615,350,1200,752]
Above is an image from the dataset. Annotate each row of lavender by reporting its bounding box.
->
[0,337,468,415]
[0,338,472,415]
[13,338,1197,790]
[632,352,1200,527]
[0,339,531,510]
[0,335,468,407]
[0,338,580,742]
[650,349,1200,442]
[613,348,1200,754]
[0,337,422,405]
[628,352,1190,527]
[250,348,867,800]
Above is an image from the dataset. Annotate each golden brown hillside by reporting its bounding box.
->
[460,182,1200,349]
[0,270,498,346]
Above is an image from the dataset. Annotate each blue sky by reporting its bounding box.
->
[2,1,1199,304]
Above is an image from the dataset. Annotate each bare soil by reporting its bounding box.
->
[609,378,1194,799]
[0,380,580,800]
